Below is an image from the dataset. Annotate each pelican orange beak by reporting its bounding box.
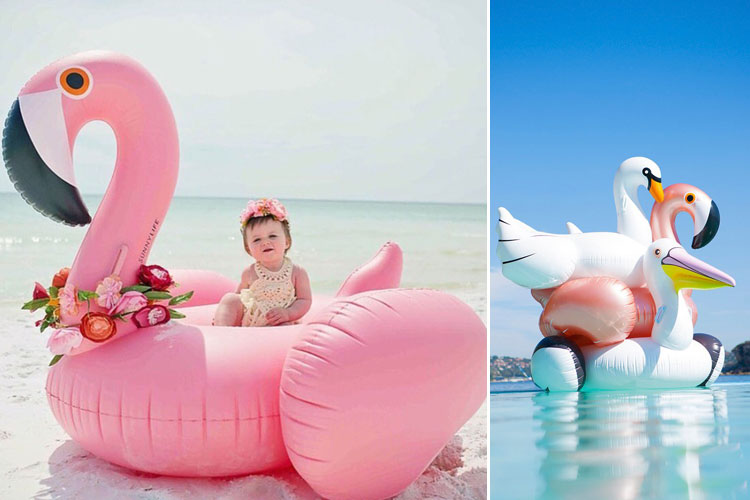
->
[649,180,664,203]
[662,246,735,291]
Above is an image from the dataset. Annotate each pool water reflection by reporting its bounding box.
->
[490,376,750,499]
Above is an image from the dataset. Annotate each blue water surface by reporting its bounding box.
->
[490,375,750,499]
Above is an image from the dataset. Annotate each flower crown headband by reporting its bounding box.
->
[239,198,288,229]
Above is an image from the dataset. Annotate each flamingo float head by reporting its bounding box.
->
[3,50,177,227]
[650,183,720,249]
[617,156,665,203]
[3,51,179,354]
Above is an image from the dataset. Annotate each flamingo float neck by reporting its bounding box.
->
[58,54,179,303]
[6,51,179,333]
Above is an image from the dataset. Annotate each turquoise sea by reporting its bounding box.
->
[490,376,750,499]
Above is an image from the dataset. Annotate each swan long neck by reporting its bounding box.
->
[64,63,179,295]
[648,271,694,350]
[613,170,652,245]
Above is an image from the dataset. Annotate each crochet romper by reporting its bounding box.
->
[239,257,296,327]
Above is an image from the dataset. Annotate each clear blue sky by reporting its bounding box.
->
[490,1,750,356]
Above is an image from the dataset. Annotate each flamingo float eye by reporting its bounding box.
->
[57,67,92,99]
[685,193,696,204]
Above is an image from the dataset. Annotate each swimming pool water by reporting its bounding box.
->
[490,375,750,499]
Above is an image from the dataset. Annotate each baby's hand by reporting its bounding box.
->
[265,308,290,326]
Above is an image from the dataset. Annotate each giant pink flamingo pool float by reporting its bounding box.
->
[2,51,486,500]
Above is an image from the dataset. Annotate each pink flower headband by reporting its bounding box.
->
[239,198,288,228]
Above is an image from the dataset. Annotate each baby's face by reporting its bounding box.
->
[245,219,289,267]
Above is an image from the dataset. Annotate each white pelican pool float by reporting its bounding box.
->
[2,51,486,500]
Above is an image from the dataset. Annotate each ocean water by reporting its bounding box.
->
[490,376,750,499]
[0,192,486,312]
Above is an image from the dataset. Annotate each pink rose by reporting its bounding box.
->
[95,275,123,309]
[109,291,148,316]
[132,305,170,328]
[47,327,83,355]
[58,283,79,316]
[138,265,173,291]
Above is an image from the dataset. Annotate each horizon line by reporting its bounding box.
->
[0,190,485,207]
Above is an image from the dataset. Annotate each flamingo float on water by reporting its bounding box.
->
[2,51,486,500]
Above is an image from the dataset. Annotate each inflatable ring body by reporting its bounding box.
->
[46,287,487,487]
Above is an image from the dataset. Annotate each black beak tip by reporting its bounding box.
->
[3,98,91,226]
[692,200,720,249]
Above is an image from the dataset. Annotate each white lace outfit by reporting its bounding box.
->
[239,257,296,327]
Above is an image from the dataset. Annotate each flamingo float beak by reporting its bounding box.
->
[2,93,91,226]
[692,200,720,249]
[662,246,735,291]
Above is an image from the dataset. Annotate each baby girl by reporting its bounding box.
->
[213,198,311,327]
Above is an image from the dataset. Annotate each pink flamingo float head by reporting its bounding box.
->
[3,51,179,353]
[650,183,720,248]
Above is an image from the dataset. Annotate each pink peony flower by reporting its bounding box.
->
[33,282,49,300]
[95,275,123,309]
[132,305,170,328]
[109,291,148,316]
[58,283,79,316]
[47,327,83,355]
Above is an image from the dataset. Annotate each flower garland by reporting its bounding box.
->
[22,264,193,366]
[239,198,288,228]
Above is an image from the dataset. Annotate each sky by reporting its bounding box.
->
[0,1,485,203]
[490,1,750,356]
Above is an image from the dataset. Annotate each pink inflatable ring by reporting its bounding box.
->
[2,51,486,500]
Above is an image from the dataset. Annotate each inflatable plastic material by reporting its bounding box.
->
[529,239,733,391]
[498,159,734,391]
[280,288,486,500]
[530,183,715,345]
[3,51,486,498]
[614,157,664,245]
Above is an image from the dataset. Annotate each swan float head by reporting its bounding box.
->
[614,157,665,245]
[616,156,664,203]
[644,238,734,349]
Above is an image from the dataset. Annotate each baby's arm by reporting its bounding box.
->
[235,265,257,293]
[265,266,312,325]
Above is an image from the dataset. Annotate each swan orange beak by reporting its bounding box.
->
[649,180,664,203]
[662,247,735,291]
